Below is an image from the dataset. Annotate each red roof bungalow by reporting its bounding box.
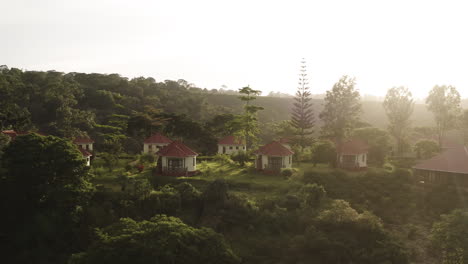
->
[254,141,294,173]
[337,139,369,170]
[143,133,173,154]
[413,146,468,186]
[217,135,246,155]
[78,148,93,166]
[156,141,198,177]
[74,137,94,152]
[73,137,94,166]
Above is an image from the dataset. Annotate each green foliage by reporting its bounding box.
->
[139,153,155,164]
[281,168,294,178]
[319,75,361,165]
[1,134,93,263]
[231,150,250,166]
[175,182,202,207]
[299,183,326,207]
[431,210,468,264]
[236,86,263,148]
[352,127,391,166]
[311,140,336,165]
[291,59,315,151]
[414,139,439,159]
[383,87,414,155]
[70,215,240,264]
[426,85,462,148]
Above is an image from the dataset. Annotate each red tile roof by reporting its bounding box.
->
[73,137,94,144]
[254,141,294,156]
[413,146,468,174]
[218,135,245,145]
[157,141,198,157]
[144,133,173,144]
[337,139,369,155]
[2,130,45,140]
[78,148,92,157]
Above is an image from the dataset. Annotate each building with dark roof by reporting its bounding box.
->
[156,141,198,176]
[413,146,468,185]
[217,135,246,155]
[336,139,369,170]
[254,141,294,172]
[143,133,173,154]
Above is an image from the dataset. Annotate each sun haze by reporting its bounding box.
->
[1,0,467,99]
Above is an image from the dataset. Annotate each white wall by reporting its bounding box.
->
[77,143,93,151]
[258,155,293,169]
[84,156,91,166]
[143,143,170,154]
[217,144,246,155]
[161,156,197,172]
[339,153,367,168]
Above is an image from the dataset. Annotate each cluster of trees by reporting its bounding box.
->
[285,60,466,165]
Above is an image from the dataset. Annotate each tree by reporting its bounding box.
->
[352,127,391,167]
[319,76,361,163]
[462,110,468,144]
[383,87,414,156]
[426,85,462,149]
[291,59,315,151]
[414,139,439,159]
[69,215,240,264]
[431,209,468,264]
[1,133,93,263]
[311,140,336,166]
[236,86,263,149]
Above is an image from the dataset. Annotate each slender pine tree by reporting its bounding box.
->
[291,59,315,151]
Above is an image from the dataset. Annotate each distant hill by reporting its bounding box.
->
[206,94,437,128]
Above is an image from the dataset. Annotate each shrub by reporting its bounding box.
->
[281,168,294,178]
[140,153,156,163]
[175,182,202,207]
[231,150,250,166]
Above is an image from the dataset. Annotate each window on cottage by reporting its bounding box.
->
[168,158,183,169]
[236,146,239,150]
[229,146,233,149]
[149,145,152,149]
[85,144,89,150]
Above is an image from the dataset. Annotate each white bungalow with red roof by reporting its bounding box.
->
[217,135,246,155]
[337,139,369,170]
[143,133,172,154]
[413,146,468,185]
[254,141,294,172]
[156,141,198,176]
[73,137,94,166]
[74,137,94,152]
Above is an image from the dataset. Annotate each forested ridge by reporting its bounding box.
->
[2,67,468,264]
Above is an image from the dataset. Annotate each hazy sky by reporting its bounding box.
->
[1,0,468,99]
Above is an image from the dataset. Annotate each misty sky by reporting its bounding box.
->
[1,0,468,99]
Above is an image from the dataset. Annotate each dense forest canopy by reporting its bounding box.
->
[2,66,468,264]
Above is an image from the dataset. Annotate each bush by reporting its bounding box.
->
[140,153,156,163]
[175,182,202,207]
[213,154,233,165]
[231,150,250,166]
[281,168,294,178]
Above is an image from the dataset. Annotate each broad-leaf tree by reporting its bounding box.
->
[383,87,414,156]
[236,86,263,149]
[319,75,362,162]
[1,133,93,264]
[431,209,468,264]
[291,59,315,151]
[426,85,462,149]
[69,215,240,264]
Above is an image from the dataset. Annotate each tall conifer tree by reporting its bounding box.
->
[291,59,315,151]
